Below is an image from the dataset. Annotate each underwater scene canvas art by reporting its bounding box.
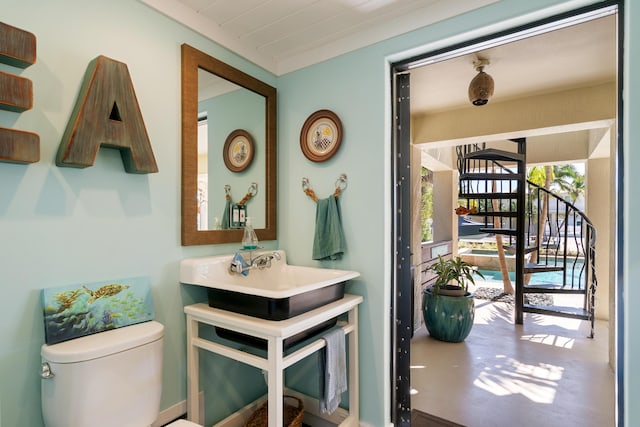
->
[42,276,154,345]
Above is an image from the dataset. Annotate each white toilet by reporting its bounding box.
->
[41,321,201,427]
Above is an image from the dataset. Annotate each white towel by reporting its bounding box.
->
[319,327,347,414]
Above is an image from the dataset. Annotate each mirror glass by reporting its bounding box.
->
[182,44,276,245]
[196,70,265,230]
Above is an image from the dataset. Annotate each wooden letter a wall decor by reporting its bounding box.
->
[57,55,158,173]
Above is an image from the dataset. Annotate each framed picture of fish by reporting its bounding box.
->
[41,276,155,345]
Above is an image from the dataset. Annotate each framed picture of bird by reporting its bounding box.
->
[300,109,343,162]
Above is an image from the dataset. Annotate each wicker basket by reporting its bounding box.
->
[244,395,304,427]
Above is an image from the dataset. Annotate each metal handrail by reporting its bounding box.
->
[457,142,597,337]
[526,180,597,322]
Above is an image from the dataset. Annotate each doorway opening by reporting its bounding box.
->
[390,2,622,426]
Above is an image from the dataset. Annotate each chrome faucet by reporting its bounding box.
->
[251,251,281,269]
[229,251,281,274]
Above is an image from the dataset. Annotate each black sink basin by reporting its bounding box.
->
[210,282,345,349]
[207,281,346,320]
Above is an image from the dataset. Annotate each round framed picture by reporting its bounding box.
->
[223,129,254,172]
[299,109,343,162]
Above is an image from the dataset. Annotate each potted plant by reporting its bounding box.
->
[422,256,484,342]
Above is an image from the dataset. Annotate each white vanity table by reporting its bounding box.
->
[184,294,363,426]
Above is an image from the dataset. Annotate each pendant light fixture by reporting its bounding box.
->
[468,58,494,106]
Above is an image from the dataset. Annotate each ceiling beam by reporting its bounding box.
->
[412,82,616,146]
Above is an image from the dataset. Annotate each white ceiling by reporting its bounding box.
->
[141,0,617,113]
[140,0,497,75]
[409,13,617,114]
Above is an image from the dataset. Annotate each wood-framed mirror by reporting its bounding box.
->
[181,44,277,245]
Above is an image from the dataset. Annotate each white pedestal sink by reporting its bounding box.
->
[180,250,360,348]
[180,249,359,317]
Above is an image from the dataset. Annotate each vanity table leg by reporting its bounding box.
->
[348,305,360,422]
[267,336,284,426]
[186,315,200,424]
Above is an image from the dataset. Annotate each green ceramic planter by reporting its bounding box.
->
[422,288,475,342]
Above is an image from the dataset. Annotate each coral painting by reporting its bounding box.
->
[42,277,154,345]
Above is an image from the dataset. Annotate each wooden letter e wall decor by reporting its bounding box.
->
[57,55,158,173]
[0,22,39,164]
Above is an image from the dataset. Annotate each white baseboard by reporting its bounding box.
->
[152,392,205,427]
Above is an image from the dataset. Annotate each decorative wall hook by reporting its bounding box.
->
[238,182,258,205]
[334,173,348,196]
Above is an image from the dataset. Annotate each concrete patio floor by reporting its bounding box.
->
[410,295,615,427]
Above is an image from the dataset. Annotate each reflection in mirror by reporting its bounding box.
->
[182,44,276,245]
[196,70,265,230]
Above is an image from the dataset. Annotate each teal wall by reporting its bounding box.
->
[0,1,275,426]
[0,0,637,427]
[277,1,636,425]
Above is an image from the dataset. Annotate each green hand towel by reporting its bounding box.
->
[221,198,231,229]
[313,195,346,261]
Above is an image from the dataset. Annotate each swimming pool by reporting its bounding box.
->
[474,260,586,287]
[460,248,522,271]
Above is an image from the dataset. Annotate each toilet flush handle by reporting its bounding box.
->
[41,362,55,379]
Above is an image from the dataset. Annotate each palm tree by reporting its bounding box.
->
[526,165,553,265]
[552,164,585,204]
[421,167,434,242]
[492,178,515,295]
[565,174,585,204]
[527,165,550,188]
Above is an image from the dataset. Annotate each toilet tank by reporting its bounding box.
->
[41,321,164,427]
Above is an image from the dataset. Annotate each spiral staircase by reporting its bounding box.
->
[456,138,597,337]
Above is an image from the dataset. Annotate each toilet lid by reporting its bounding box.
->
[166,420,202,427]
